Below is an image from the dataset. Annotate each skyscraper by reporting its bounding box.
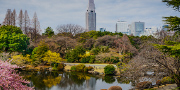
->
[130,22,145,36]
[86,0,96,31]
[116,21,129,35]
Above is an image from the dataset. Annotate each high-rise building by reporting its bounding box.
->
[130,22,145,36]
[86,0,96,31]
[116,21,129,35]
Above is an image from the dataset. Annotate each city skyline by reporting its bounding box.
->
[0,0,180,33]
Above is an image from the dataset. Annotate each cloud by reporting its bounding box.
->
[0,0,180,33]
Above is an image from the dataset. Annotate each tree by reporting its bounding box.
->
[57,24,85,36]
[0,60,33,90]
[18,9,24,30]
[163,0,180,32]
[23,10,30,35]
[11,9,17,26]
[42,27,54,37]
[30,12,41,42]
[155,43,180,88]
[3,9,16,26]
[31,41,49,66]
[0,25,29,53]
[42,50,63,67]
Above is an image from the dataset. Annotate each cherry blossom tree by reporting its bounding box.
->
[0,60,34,90]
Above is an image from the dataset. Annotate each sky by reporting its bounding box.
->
[0,0,180,33]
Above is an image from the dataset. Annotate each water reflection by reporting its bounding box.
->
[20,71,132,90]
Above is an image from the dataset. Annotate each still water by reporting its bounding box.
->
[20,71,133,90]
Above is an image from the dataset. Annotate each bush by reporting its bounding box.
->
[89,55,95,63]
[76,64,86,72]
[71,66,76,71]
[57,63,65,71]
[104,65,115,75]
[80,56,90,63]
[84,67,89,72]
[88,66,94,71]
[161,76,175,85]
[136,81,152,89]
[108,86,122,90]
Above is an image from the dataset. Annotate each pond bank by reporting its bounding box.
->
[151,84,177,90]
[64,63,120,75]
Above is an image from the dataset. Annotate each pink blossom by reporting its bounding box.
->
[0,60,34,90]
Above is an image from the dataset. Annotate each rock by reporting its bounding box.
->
[108,86,122,90]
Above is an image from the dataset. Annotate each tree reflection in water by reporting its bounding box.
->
[20,71,132,90]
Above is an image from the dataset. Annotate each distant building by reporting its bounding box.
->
[162,25,169,31]
[86,0,96,31]
[116,21,129,35]
[140,27,158,36]
[100,27,106,32]
[130,22,145,36]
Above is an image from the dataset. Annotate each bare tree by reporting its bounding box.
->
[11,9,17,26]
[57,24,85,36]
[18,9,24,30]
[3,9,12,25]
[23,10,30,35]
[30,12,41,42]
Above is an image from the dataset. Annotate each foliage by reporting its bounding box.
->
[75,31,123,43]
[42,27,54,37]
[0,25,29,53]
[76,64,86,72]
[116,62,127,74]
[31,41,49,66]
[154,43,180,58]
[163,0,180,11]
[0,60,33,90]
[11,54,32,66]
[70,66,76,71]
[161,76,175,84]
[42,50,63,66]
[57,63,65,71]
[84,67,89,72]
[163,16,180,32]
[66,46,86,63]
[104,65,115,75]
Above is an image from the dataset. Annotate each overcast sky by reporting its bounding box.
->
[0,0,180,33]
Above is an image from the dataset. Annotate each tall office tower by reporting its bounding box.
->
[130,22,145,36]
[86,0,96,31]
[116,21,129,35]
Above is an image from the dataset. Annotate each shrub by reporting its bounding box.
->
[76,64,86,72]
[71,66,76,71]
[80,56,90,63]
[136,81,152,89]
[84,67,89,72]
[161,76,175,85]
[104,65,115,75]
[108,86,122,90]
[88,66,94,71]
[89,55,95,63]
[57,63,65,71]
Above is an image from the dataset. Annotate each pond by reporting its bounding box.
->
[20,71,133,90]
